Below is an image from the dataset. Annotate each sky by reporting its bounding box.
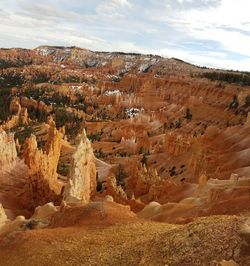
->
[0,0,250,71]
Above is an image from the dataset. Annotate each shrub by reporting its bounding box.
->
[141,153,148,165]
[116,164,126,187]
[245,95,250,107]
[229,95,239,109]
[201,71,250,86]
[184,108,192,120]
[0,87,11,122]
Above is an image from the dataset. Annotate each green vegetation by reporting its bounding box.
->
[0,59,32,68]
[229,95,239,109]
[141,153,148,165]
[168,165,186,177]
[117,151,130,157]
[169,166,176,177]
[96,108,111,121]
[245,95,250,107]
[22,88,72,107]
[13,125,35,146]
[139,147,146,154]
[31,72,50,84]
[25,220,38,230]
[95,148,106,159]
[62,75,80,83]
[201,71,250,86]
[22,87,53,99]
[55,108,83,139]
[175,119,182,128]
[184,108,192,120]
[27,107,48,123]
[88,130,103,142]
[57,161,69,176]
[116,164,127,187]
[0,87,11,122]
[0,71,24,88]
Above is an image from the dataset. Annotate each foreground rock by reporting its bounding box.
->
[0,215,249,266]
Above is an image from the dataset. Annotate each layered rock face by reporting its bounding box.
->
[0,204,7,228]
[23,120,63,207]
[63,130,96,203]
[164,133,193,156]
[0,130,17,169]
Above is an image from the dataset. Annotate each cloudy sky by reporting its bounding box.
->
[0,0,250,71]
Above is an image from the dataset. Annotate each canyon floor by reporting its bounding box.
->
[0,46,250,265]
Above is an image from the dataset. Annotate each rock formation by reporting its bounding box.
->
[9,97,21,115]
[101,175,127,203]
[127,163,161,199]
[23,120,63,207]
[188,137,207,180]
[63,130,96,203]
[1,98,30,130]
[164,133,192,156]
[19,96,53,113]
[32,202,58,220]
[0,130,17,169]
[198,174,208,195]
[0,204,7,228]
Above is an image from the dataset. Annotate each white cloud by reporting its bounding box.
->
[112,0,131,7]
[0,0,249,71]
[96,0,132,18]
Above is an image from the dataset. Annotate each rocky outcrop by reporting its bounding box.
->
[246,112,250,124]
[1,98,30,131]
[23,120,63,207]
[0,131,17,169]
[0,202,58,241]
[20,96,53,113]
[9,98,21,115]
[2,107,29,130]
[164,133,192,156]
[101,175,127,204]
[1,116,20,131]
[19,108,29,125]
[188,138,207,180]
[0,204,7,228]
[63,130,96,203]
[127,164,161,198]
[198,174,208,195]
[32,202,58,220]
